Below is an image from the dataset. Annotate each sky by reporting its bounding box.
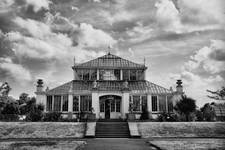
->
[0,0,225,107]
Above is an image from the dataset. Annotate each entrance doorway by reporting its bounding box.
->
[99,95,122,119]
[105,99,110,119]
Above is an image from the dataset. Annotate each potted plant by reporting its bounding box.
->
[87,107,96,121]
[127,103,135,120]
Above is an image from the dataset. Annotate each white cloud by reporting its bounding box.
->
[155,0,225,33]
[76,23,117,48]
[184,40,225,74]
[24,0,52,12]
[0,57,32,82]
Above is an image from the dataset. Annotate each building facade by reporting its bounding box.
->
[35,53,183,119]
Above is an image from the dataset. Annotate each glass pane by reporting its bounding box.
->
[133,96,141,111]
[167,95,173,112]
[114,69,120,80]
[116,100,120,112]
[62,95,68,111]
[80,95,92,111]
[83,69,90,80]
[159,95,167,112]
[90,69,97,80]
[111,100,115,112]
[76,69,83,80]
[73,96,79,111]
[53,95,61,111]
[152,96,158,111]
[130,70,137,80]
[123,70,129,80]
[137,70,145,80]
[100,100,104,112]
[141,95,147,111]
[46,96,52,111]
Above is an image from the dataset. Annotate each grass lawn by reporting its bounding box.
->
[0,140,86,150]
[149,138,225,150]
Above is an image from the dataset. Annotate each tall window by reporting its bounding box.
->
[123,70,130,80]
[100,100,104,112]
[114,69,120,80]
[133,96,141,111]
[116,100,120,112]
[111,100,115,112]
[62,95,68,111]
[80,95,92,111]
[99,69,118,80]
[46,96,52,111]
[137,70,145,80]
[152,96,158,112]
[90,69,97,80]
[73,96,79,112]
[130,70,137,80]
[76,69,83,80]
[167,96,173,112]
[83,69,90,80]
[159,95,166,112]
[54,95,61,111]
[141,95,147,111]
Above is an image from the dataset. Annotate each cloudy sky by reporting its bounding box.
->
[0,0,225,106]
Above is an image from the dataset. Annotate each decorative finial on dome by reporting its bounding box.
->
[144,57,146,65]
[73,56,76,66]
[108,44,112,55]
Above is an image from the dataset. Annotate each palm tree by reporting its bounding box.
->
[175,95,196,121]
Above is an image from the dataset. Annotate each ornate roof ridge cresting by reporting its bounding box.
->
[72,53,147,69]
[46,80,172,95]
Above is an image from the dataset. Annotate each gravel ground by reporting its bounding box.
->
[0,140,86,150]
[149,138,225,150]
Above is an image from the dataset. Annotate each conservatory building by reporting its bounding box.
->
[35,53,183,119]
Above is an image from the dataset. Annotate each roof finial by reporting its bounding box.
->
[144,57,146,66]
[73,56,76,66]
[108,44,112,55]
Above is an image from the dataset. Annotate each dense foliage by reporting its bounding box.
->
[174,95,197,121]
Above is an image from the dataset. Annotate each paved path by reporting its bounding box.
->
[82,138,154,150]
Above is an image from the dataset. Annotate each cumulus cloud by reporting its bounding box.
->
[77,23,116,47]
[170,39,225,106]
[23,0,52,12]
[0,57,32,82]
[155,0,225,33]
[184,40,225,74]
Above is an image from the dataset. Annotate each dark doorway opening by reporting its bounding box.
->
[105,99,110,119]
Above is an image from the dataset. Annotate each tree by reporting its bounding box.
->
[174,95,197,121]
[207,87,225,100]
[200,103,215,121]
[18,93,30,105]
[0,82,11,97]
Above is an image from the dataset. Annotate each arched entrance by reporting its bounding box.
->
[99,95,122,119]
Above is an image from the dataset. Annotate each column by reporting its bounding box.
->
[52,95,54,111]
[120,69,123,80]
[122,92,129,119]
[147,94,152,118]
[68,94,73,112]
[166,95,168,113]
[97,69,99,80]
[92,92,99,119]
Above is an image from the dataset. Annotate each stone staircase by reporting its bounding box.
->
[95,120,130,138]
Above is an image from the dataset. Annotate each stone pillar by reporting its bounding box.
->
[68,94,73,112]
[97,69,99,80]
[120,70,123,80]
[147,94,152,118]
[92,92,99,119]
[35,79,47,112]
[166,95,168,113]
[122,92,129,119]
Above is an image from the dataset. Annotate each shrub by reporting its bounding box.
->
[156,112,178,122]
[140,107,149,120]
[195,110,204,121]
[201,103,215,121]
[43,112,62,122]
[26,104,44,122]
